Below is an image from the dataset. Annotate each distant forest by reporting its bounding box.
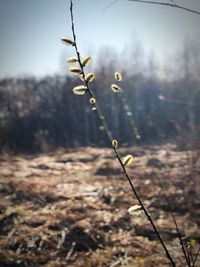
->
[0,39,200,153]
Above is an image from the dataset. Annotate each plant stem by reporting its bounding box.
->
[69,1,176,266]
[128,0,200,15]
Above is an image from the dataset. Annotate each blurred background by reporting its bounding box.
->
[0,0,200,153]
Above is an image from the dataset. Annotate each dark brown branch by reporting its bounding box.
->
[160,184,191,266]
[103,0,200,15]
[70,1,113,141]
[113,147,176,266]
[166,198,191,267]
[69,1,176,266]
[128,0,200,15]
[192,247,200,267]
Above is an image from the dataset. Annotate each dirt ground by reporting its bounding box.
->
[0,144,200,267]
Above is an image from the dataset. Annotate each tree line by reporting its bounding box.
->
[0,41,200,153]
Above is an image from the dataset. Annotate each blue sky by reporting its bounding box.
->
[0,0,200,77]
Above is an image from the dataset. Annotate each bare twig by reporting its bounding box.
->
[103,0,200,15]
[192,247,200,267]
[66,242,76,260]
[70,3,113,141]
[128,0,200,15]
[160,183,191,266]
[182,231,192,266]
[102,0,120,12]
[168,203,191,266]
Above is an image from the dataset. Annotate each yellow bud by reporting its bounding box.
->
[89,98,96,104]
[70,67,82,75]
[114,72,122,81]
[128,205,142,216]
[82,56,92,67]
[61,37,75,46]
[112,139,118,148]
[72,85,87,95]
[85,73,95,83]
[67,57,78,63]
[111,84,122,93]
[122,154,134,166]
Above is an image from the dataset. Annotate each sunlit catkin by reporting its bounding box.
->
[70,67,82,74]
[67,56,78,63]
[122,155,134,166]
[111,84,122,93]
[61,37,75,46]
[112,139,118,148]
[89,98,96,104]
[82,56,92,67]
[85,73,95,83]
[73,85,87,95]
[114,72,122,81]
[128,205,142,216]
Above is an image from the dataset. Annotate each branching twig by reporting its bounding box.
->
[158,174,192,267]
[103,0,200,15]
[165,196,191,267]
[192,247,200,267]
[128,0,200,15]
[68,1,176,266]
[102,0,120,12]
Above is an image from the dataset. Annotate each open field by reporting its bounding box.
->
[0,144,199,267]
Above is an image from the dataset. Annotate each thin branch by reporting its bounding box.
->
[128,0,200,15]
[187,238,194,265]
[103,0,200,15]
[102,0,120,12]
[159,96,198,107]
[192,247,200,267]
[182,231,193,266]
[70,1,113,141]
[166,198,191,267]
[113,147,176,267]
[69,1,176,266]
[160,189,191,266]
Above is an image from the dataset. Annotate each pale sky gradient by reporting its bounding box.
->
[0,0,200,77]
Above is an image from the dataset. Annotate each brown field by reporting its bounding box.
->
[0,144,199,267]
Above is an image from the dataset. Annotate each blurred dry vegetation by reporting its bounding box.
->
[0,37,200,266]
